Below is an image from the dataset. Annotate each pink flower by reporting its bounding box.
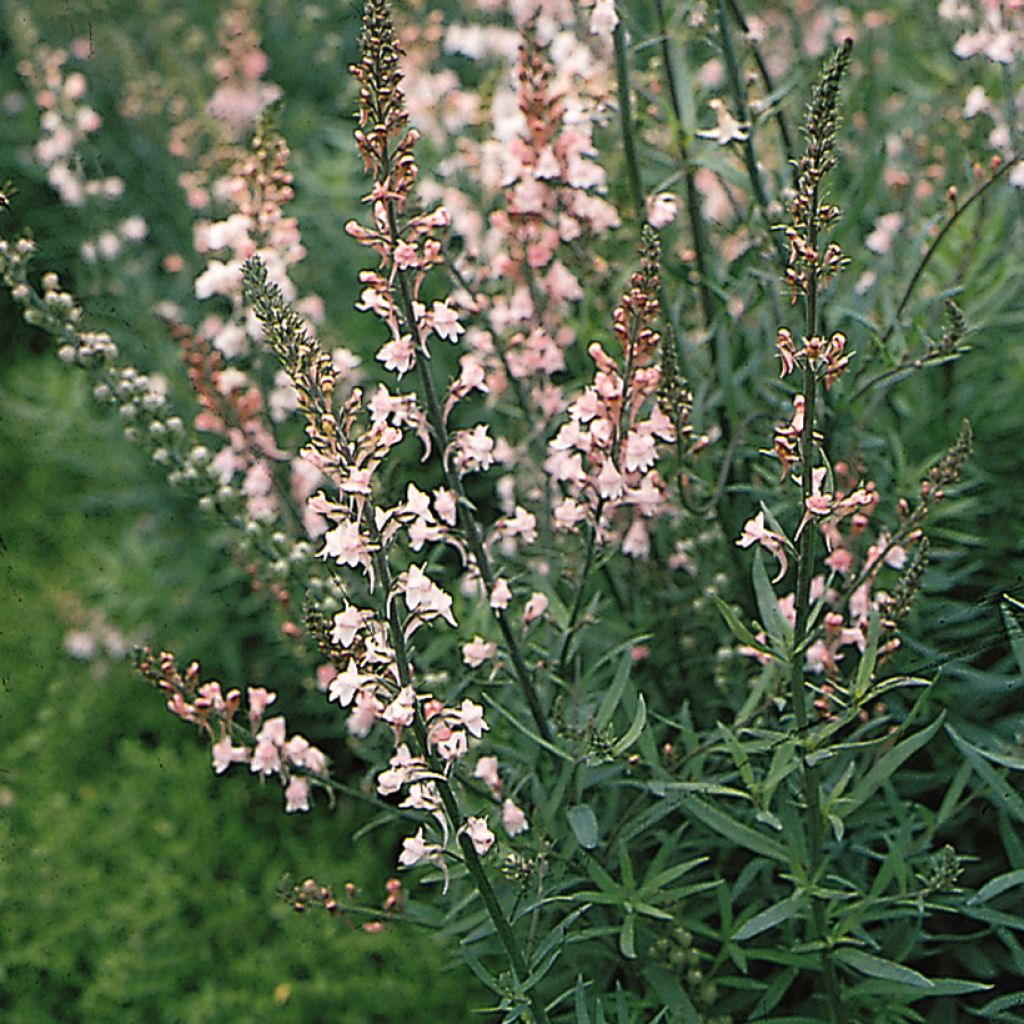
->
[462,636,498,668]
[428,300,464,343]
[646,192,679,229]
[623,431,657,473]
[523,592,549,625]
[596,460,625,500]
[320,519,370,568]
[328,659,369,707]
[490,578,512,610]
[589,0,619,39]
[553,497,587,531]
[378,334,416,376]
[502,799,529,837]
[457,699,489,738]
[331,604,373,647]
[211,735,249,774]
[454,424,495,473]
[247,687,277,729]
[399,827,443,867]
[284,776,310,813]
[348,690,382,738]
[383,686,419,729]
[474,755,502,795]
[736,511,790,582]
[437,729,468,761]
[462,816,496,856]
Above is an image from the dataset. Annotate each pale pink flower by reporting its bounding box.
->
[331,604,372,647]
[247,687,277,729]
[736,511,790,582]
[553,497,587,531]
[499,506,538,544]
[646,192,679,229]
[623,431,657,473]
[251,716,287,776]
[399,827,443,867]
[622,518,650,559]
[320,519,370,568]
[490,578,512,610]
[378,334,416,376]
[433,488,458,525]
[437,729,468,761]
[523,592,549,625]
[455,424,495,473]
[697,98,749,145]
[211,735,249,774]
[348,690,382,738]
[474,755,502,795]
[194,259,241,300]
[383,686,419,729]
[428,300,464,343]
[596,460,626,500]
[457,699,489,739]
[328,659,369,707]
[463,816,496,856]
[589,0,619,40]
[462,636,498,668]
[502,799,529,837]
[284,776,310,813]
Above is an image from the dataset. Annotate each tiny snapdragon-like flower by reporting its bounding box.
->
[461,816,496,856]
[736,510,790,582]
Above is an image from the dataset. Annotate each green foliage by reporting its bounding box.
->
[2,0,1024,1021]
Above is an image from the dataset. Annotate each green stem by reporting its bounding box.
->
[653,0,715,330]
[383,201,553,743]
[725,0,797,173]
[786,181,844,1024]
[716,0,788,270]
[612,10,644,219]
[879,152,1018,348]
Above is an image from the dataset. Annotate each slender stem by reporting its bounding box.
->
[612,11,644,219]
[880,153,1018,348]
[725,0,797,173]
[787,179,844,1024]
[383,201,554,743]
[716,0,788,270]
[653,0,715,330]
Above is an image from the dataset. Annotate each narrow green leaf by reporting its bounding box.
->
[611,695,647,756]
[619,912,636,959]
[714,596,777,657]
[970,869,1024,906]
[753,548,793,654]
[574,975,591,1024]
[677,795,787,863]
[642,855,708,894]
[485,695,572,761]
[596,651,632,729]
[948,725,1024,824]
[836,947,935,988]
[853,608,881,700]
[568,805,600,850]
[970,990,1024,1017]
[734,892,805,942]
[1002,598,1024,679]
[844,713,945,815]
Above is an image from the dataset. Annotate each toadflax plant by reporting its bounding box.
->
[4,0,1024,1021]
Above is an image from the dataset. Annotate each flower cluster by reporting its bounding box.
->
[135,648,327,813]
[546,229,688,557]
